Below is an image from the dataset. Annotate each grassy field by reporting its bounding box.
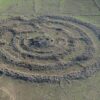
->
[0,0,100,26]
[0,0,100,100]
[0,72,100,100]
[1,0,100,15]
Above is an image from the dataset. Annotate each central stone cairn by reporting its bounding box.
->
[0,16,100,83]
[28,36,53,48]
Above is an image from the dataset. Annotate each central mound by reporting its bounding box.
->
[0,16,100,83]
[28,36,53,48]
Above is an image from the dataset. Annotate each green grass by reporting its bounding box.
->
[74,16,100,27]
[0,0,100,100]
[0,0,14,13]
[0,0,99,27]
[0,72,100,100]
[0,0,100,15]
